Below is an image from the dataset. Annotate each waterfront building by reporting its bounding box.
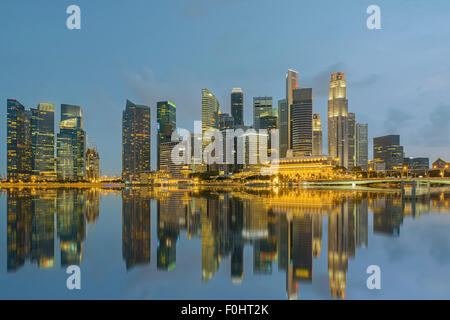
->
[31,103,56,181]
[122,100,151,183]
[278,99,288,158]
[231,88,244,128]
[56,104,86,181]
[286,69,299,151]
[157,101,176,170]
[356,123,368,170]
[253,96,273,130]
[328,72,349,168]
[312,114,322,156]
[290,88,313,156]
[85,147,100,181]
[373,135,404,171]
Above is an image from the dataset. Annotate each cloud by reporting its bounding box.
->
[382,107,414,134]
[308,62,347,96]
[418,104,450,147]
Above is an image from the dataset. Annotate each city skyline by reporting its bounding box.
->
[1,1,450,175]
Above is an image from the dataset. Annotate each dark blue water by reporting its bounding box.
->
[0,187,449,299]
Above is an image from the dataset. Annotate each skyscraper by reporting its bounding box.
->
[7,99,32,180]
[56,104,86,181]
[356,123,368,170]
[85,147,100,181]
[286,69,299,151]
[253,96,273,130]
[201,88,220,162]
[373,135,404,171]
[312,114,323,156]
[347,113,356,170]
[122,100,151,182]
[290,88,313,156]
[157,101,176,170]
[31,103,56,180]
[278,99,288,158]
[231,88,243,128]
[328,72,349,168]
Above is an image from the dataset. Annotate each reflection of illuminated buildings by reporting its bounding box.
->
[157,192,188,271]
[7,189,101,272]
[328,203,351,299]
[122,189,151,270]
[373,195,404,236]
[201,196,220,282]
[7,190,32,272]
[356,199,369,248]
[57,190,86,266]
[30,191,57,268]
[312,214,323,258]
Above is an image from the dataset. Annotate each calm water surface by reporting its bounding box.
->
[1,187,450,300]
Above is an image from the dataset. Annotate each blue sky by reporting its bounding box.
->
[1,0,450,175]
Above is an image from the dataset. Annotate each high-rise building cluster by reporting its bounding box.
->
[7,99,99,182]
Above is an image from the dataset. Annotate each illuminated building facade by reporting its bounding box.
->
[312,113,323,156]
[157,101,176,170]
[290,88,313,156]
[56,104,86,181]
[268,156,337,179]
[7,99,32,180]
[373,135,404,171]
[31,103,56,180]
[347,113,356,170]
[85,147,100,181]
[201,88,220,149]
[122,100,151,182]
[328,72,349,168]
[159,140,190,179]
[356,123,368,170]
[278,98,288,158]
[286,69,299,151]
[231,88,243,128]
[253,96,273,130]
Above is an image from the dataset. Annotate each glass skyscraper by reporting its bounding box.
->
[290,88,313,156]
[253,96,273,130]
[278,99,288,158]
[122,100,151,182]
[56,104,86,181]
[231,88,243,128]
[286,69,299,151]
[356,123,368,170]
[7,99,32,180]
[31,103,56,180]
[347,113,356,170]
[373,135,404,171]
[157,101,176,170]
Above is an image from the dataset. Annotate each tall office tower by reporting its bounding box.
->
[286,69,299,150]
[218,112,234,131]
[31,103,56,181]
[312,114,323,156]
[356,123,368,170]
[157,101,176,170]
[201,88,220,158]
[278,99,288,158]
[373,135,404,170]
[122,100,151,182]
[85,147,100,181]
[347,113,356,170]
[253,96,273,130]
[328,72,349,168]
[259,109,278,130]
[7,99,32,180]
[290,88,313,156]
[56,104,86,181]
[231,88,244,128]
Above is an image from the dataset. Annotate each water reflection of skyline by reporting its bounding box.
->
[4,187,450,299]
